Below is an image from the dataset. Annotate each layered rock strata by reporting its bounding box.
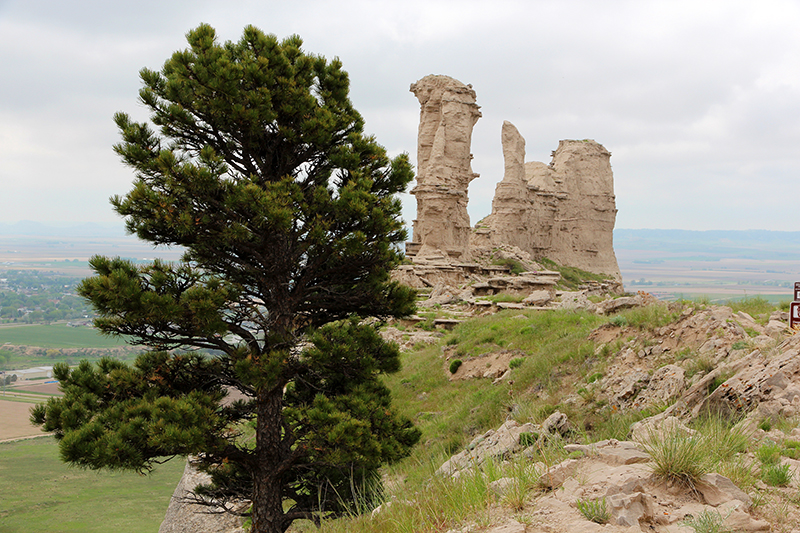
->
[476,121,621,279]
[406,74,621,281]
[407,75,481,261]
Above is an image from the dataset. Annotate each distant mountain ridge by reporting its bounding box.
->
[614,228,800,261]
[2,224,800,261]
[0,221,128,238]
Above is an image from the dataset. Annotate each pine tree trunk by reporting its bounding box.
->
[251,387,287,533]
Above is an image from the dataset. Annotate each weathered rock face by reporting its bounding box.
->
[478,121,621,279]
[159,460,247,533]
[406,74,620,279]
[408,75,481,261]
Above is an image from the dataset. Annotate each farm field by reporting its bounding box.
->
[0,437,186,533]
[0,233,183,273]
[0,323,130,349]
[0,397,43,441]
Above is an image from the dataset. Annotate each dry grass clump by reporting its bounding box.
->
[638,425,711,487]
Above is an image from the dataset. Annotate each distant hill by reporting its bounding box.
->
[614,229,800,261]
[0,221,128,239]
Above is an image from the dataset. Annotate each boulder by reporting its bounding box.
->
[542,410,571,436]
[634,364,685,408]
[523,290,552,306]
[158,460,247,533]
[597,295,643,315]
[695,473,751,508]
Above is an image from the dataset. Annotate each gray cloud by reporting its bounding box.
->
[1,0,799,231]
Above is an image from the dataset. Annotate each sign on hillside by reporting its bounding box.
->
[791,282,800,330]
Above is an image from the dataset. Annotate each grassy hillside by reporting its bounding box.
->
[297,296,792,532]
[0,437,185,533]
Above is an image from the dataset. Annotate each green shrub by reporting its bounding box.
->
[716,457,758,492]
[762,463,792,487]
[485,293,525,303]
[491,257,526,275]
[519,432,538,447]
[756,441,782,465]
[783,440,800,459]
[449,359,463,374]
[731,340,749,350]
[609,315,628,328]
[444,335,459,346]
[728,296,775,323]
[586,372,603,383]
[509,358,524,369]
[576,497,610,524]
[691,415,749,461]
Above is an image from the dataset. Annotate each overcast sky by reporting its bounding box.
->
[1,0,799,231]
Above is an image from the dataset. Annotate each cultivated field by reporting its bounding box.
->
[0,381,63,441]
[0,234,183,273]
[0,323,131,349]
[0,398,42,441]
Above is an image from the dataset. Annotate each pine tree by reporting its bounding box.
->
[30,24,419,533]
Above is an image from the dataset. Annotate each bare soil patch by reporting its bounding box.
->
[11,381,62,395]
[0,398,44,441]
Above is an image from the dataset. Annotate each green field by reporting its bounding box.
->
[0,324,130,349]
[0,437,186,533]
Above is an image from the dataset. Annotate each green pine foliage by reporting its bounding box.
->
[30,24,419,533]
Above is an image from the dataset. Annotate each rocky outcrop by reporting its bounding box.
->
[159,460,247,533]
[438,429,769,532]
[476,122,620,279]
[407,75,482,261]
[403,76,621,290]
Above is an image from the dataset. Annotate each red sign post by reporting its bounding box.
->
[791,282,800,330]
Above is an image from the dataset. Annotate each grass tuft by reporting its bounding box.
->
[576,497,610,524]
[638,425,710,487]
[682,508,732,533]
[762,463,792,487]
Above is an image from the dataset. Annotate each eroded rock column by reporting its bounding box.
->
[483,122,621,279]
[408,75,481,261]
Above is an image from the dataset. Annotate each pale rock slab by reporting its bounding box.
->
[634,364,686,408]
[522,290,552,306]
[159,460,247,533]
[486,519,527,533]
[436,420,536,476]
[408,75,481,260]
[695,473,751,508]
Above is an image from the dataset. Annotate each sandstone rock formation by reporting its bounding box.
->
[159,460,247,533]
[407,75,482,260]
[405,75,620,281]
[475,121,620,279]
